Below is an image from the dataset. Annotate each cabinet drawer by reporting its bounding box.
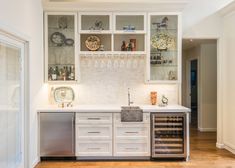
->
[114,139,150,156]
[76,125,112,140]
[76,140,112,156]
[76,113,112,124]
[114,113,150,124]
[115,124,149,139]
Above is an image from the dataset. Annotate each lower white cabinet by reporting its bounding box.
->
[113,113,150,157]
[76,113,113,157]
[76,125,112,140]
[76,140,112,156]
[75,112,151,157]
[114,139,149,156]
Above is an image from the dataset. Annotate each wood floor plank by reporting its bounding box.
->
[35,127,235,168]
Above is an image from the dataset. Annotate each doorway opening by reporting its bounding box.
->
[190,59,198,127]
[182,39,217,131]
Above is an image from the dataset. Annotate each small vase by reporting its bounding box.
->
[150,92,157,105]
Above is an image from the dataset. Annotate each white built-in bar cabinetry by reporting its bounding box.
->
[75,113,150,157]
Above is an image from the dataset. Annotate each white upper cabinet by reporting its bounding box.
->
[44,12,79,83]
[44,11,182,84]
[146,13,181,83]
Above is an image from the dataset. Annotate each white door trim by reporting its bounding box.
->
[183,37,221,144]
[0,29,29,168]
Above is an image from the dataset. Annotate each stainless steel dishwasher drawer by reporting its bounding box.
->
[40,112,75,157]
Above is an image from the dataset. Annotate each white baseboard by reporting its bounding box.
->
[198,127,217,132]
[31,157,40,168]
[216,142,225,149]
[224,145,235,154]
[224,141,235,155]
[216,142,235,155]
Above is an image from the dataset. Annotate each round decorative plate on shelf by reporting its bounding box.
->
[50,32,66,46]
[53,87,75,104]
[151,32,175,51]
[85,35,101,51]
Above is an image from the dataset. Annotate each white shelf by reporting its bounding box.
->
[79,51,147,56]
[114,30,146,34]
[80,30,112,34]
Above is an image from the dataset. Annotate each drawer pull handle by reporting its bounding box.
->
[125,147,138,150]
[88,131,101,134]
[125,132,138,134]
[87,148,101,150]
[87,118,101,120]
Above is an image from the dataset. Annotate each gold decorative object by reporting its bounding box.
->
[85,35,101,51]
[151,32,175,50]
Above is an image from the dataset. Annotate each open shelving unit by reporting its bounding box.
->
[78,12,147,55]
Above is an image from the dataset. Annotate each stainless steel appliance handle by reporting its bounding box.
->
[72,115,75,154]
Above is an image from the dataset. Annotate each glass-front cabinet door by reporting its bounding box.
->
[147,13,180,83]
[44,12,78,83]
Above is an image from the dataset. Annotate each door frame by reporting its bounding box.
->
[0,28,29,168]
[186,58,199,126]
[183,37,221,142]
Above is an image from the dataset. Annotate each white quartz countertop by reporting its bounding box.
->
[37,104,190,113]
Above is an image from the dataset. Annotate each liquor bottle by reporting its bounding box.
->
[70,66,75,80]
[62,66,66,81]
[48,67,53,80]
[55,66,60,80]
[68,66,72,80]
[51,67,57,80]
[121,41,127,51]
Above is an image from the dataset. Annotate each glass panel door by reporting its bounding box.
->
[149,15,178,81]
[0,36,25,168]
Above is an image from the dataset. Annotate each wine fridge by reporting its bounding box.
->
[151,113,187,159]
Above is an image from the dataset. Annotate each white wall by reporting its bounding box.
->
[220,9,235,153]
[0,0,44,167]
[182,0,234,32]
[199,43,217,131]
[182,46,200,107]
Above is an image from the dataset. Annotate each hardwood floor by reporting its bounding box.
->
[35,126,235,168]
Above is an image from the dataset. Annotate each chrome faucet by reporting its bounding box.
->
[128,88,134,106]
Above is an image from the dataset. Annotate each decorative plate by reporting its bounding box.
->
[65,38,74,46]
[85,35,101,51]
[151,32,175,50]
[51,32,65,46]
[54,87,75,104]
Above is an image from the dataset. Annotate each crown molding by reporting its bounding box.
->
[42,0,190,11]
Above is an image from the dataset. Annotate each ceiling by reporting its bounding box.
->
[47,0,191,3]
[182,39,217,50]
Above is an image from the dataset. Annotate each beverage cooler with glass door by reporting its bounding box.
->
[151,113,188,159]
